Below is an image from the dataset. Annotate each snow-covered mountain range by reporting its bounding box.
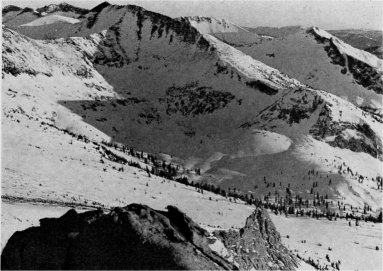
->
[2,2,382,269]
[3,0,382,210]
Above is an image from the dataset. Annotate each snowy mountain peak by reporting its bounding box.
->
[36,2,88,16]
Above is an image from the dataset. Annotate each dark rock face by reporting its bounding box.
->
[245,80,279,95]
[241,88,322,129]
[310,104,382,158]
[1,204,297,270]
[163,81,235,116]
[214,208,297,270]
[90,2,111,13]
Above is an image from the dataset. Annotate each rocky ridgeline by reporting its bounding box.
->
[215,208,297,270]
[1,204,297,270]
[308,27,383,95]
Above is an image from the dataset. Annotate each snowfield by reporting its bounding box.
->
[270,213,383,270]
[2,117,255,237]
[294,137,382,210]
[20,15,80,26]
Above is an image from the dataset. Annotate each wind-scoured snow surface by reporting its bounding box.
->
[20,15,80,26]
[179,16,249,34]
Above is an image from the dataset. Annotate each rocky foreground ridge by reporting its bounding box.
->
[1,204,297,270]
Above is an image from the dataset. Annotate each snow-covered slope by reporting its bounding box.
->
[20,15,80,26]
[328,29,382,58]
[2,3,382,221]
[2,26,256,248]
[178,16,249,34]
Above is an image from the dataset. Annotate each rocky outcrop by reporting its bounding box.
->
[162,81,236,116]
[214,208,297,270]
[1,204,297,270]
[241,87,323,128]
[310,104,382,158]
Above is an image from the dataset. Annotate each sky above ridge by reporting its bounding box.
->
[2,0,382,30]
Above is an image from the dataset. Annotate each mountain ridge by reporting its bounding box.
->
[3,15,381,212]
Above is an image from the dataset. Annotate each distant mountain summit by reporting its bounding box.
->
[36,2,88,17]
[244,26,383,59]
